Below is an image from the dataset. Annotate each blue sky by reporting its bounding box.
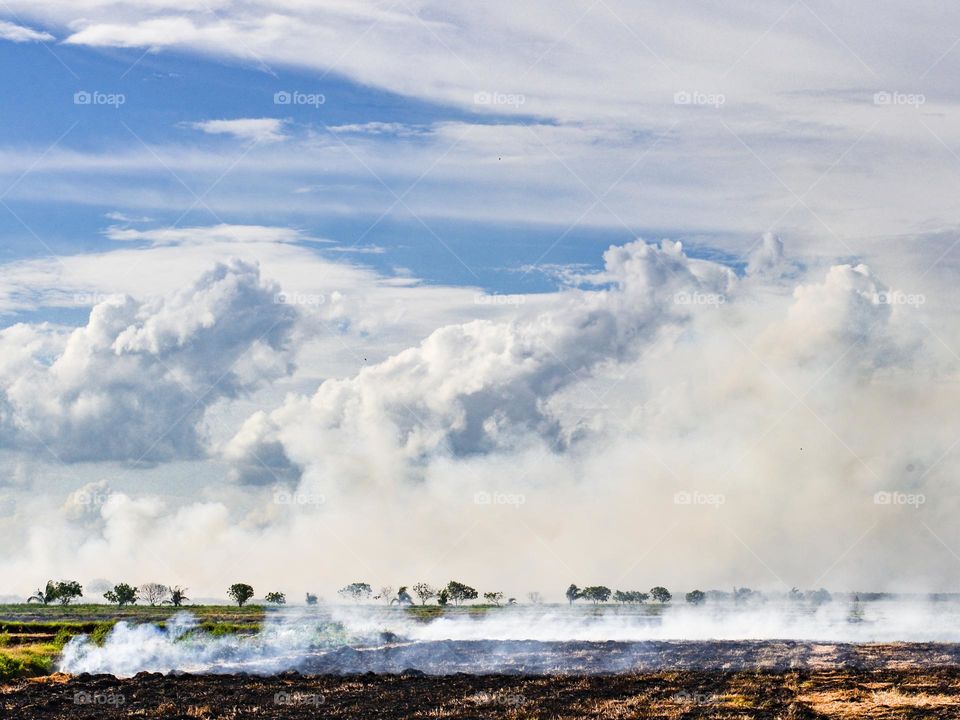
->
[0,36,683,315]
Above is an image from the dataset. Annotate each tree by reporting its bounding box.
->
[227,583,255,607]
[413,583,436,605]
[627,591,649,604]
[806,588,832,606]
[28,581,58,605]
[166,586,189,607]
[650,586,672,603]
[685,590,706,605]
[104,583,138,606]
[30,580,82,605]
[265,591,286,605]
[338,582,372,602]
[581,586,612,604]
[393,586,414,605]
[374,586,394,604]
[527,592,542,605]
[55,580,83,605]
[445,581,478,605]
[566,584,581,605]
[483,591,504,606]
[437,588,449,606]
[141,583,169,606]
[613,590,629,604]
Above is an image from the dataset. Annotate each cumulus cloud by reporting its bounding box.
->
[222,240,735,484]
[0,20,53,43]
[0,260,296,462]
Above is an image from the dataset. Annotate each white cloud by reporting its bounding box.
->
[2,2,958,246]
[0,260,297,462]
[106,223,313,245]
[0,20,53,43]
[188,118,287,143]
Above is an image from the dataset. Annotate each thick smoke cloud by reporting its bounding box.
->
[1,236,956,599]
[0,260,295,462]
[223,240,736,485]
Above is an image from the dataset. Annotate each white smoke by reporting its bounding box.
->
[58,599,960,677]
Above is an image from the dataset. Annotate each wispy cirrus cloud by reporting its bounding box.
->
[0,20,54,43]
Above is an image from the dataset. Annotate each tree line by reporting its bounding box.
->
[25,578,835,607]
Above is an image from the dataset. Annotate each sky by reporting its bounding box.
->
[1,1,960,602]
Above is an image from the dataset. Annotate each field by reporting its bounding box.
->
[5,603,960,717]
[0,603,499,681]
[0,604,265,681]
[5,667,960,718]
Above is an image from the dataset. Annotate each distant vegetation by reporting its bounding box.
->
[227,584,255,607]
[28,581,83,606]
[17,578,838,610]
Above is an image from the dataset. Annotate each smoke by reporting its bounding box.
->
[3,235,959,597]
[58,600,960,677]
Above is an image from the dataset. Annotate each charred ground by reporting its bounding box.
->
[6,667,960,719]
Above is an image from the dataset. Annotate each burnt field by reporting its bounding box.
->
[5,666,960,719]
[5,641,960,718]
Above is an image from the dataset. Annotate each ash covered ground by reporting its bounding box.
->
[6,661,960,719]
